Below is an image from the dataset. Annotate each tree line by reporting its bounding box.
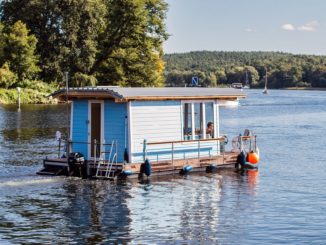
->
[164,51,326,88]
[1,1,326,91]
[0,0,168,90]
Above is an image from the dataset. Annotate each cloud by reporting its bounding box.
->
[298,21,319,32]
[281,21,319,32]
[244,28,256,32]
[282,24,295,31]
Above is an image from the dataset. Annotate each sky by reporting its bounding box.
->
[163,0,326,55]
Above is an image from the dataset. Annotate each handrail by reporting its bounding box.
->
[147,137,226,146]
[143,137,226,166]
[67,140,115,146]
[240,136,255,140]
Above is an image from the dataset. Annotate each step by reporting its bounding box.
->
[94,175,115,180]
[36,171,57,176]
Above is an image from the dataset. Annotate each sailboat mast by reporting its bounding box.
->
[263,67,268,94]
[264,68,267,89]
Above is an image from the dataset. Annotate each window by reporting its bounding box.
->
[194,103,203,139]
[183,103,192,140]
[183,101,215,140]
[205,102,214,138]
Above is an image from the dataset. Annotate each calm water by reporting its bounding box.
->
[1,90,326,244]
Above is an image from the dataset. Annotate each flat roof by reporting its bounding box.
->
[51,86,246,102]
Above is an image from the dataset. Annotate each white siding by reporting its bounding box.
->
[130,100,220,163]
[131,100,182,163]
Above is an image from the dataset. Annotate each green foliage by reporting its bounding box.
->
[0,22,5,64]
[0,84,56,104]
[72,72,97,87]
[164,51,326,88]
[4,21,40,81]
[0,62,17,88]
[1,0,168,87]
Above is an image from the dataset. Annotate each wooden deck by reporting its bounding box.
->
[124,152,237,175]
[37,152,238,179]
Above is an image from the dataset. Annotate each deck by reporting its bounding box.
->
[37,151,238,179]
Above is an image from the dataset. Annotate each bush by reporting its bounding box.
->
[71,72,97,87]
[16,79,57,93]
[0,63,17,88]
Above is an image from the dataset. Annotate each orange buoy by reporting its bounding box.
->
[247,151,259,164]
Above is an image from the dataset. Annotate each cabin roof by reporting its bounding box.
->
[51,86,246,102]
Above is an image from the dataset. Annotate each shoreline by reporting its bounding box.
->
[283,87,326,91]
[0,88,57,105]
[1,86,326,105]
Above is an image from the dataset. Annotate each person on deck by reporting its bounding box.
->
[206,122,214,138]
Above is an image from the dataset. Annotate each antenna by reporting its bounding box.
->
[65,72,70,139]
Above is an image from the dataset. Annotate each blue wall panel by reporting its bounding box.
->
[71,100,89,159]
[104,101,127,162]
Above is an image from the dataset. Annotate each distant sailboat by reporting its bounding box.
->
[263,68,268,94]
[243,71,250,89]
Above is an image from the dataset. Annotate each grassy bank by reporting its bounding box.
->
[0,82,57,104]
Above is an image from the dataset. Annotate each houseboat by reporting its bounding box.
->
[37,87,259,179]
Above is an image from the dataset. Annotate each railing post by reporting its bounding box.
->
[198,140,200,164]
[143,139,147,162]
[255,135,257,152]
[58,138,61,158]
[67,139,71,172]
[115,140,118,163]
[94,139,97,166]
[216,139,218,157]
[222,138,225,164]
[172,142,174,169]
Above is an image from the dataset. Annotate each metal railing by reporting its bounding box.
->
[143,137,227,167]
[238,135,257,153]
[54,139,117,161]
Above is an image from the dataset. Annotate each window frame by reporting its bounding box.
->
[181,100,217,141]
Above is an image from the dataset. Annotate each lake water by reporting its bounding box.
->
[1,90,326,244]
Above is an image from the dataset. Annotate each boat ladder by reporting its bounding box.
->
[95,140,117,179]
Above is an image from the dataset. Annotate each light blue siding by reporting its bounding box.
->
[71,100,89,159]
[136,141,219,163]
[104,101,127,162]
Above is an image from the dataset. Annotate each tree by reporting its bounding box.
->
[93,0,168,86]
[245,66,259,87]
[4,21,40,81]
[215,68,227,84]
[0,0,168,87]
[0,62,17,88]
[0,23,5,64]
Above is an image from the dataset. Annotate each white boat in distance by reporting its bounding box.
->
[219,99,240,107]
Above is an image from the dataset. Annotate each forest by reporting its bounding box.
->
[0,0,326,103]
[0,0,168,94]
[164,51,326,88]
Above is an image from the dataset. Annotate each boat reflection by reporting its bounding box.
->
[60,169,260,243]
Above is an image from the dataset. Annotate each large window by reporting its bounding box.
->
[183,101,215,140]
[205,102,214,138]
[183,103,192,140]
[194,103,203,139]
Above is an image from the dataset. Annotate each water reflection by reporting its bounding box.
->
[247,169,259,193]
[2,90,326,243]
[62,180,133,244]
[0,104,69,166]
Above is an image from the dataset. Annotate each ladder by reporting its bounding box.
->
[95,140,117,179]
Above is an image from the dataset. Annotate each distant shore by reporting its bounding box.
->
[283,87,326,91]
